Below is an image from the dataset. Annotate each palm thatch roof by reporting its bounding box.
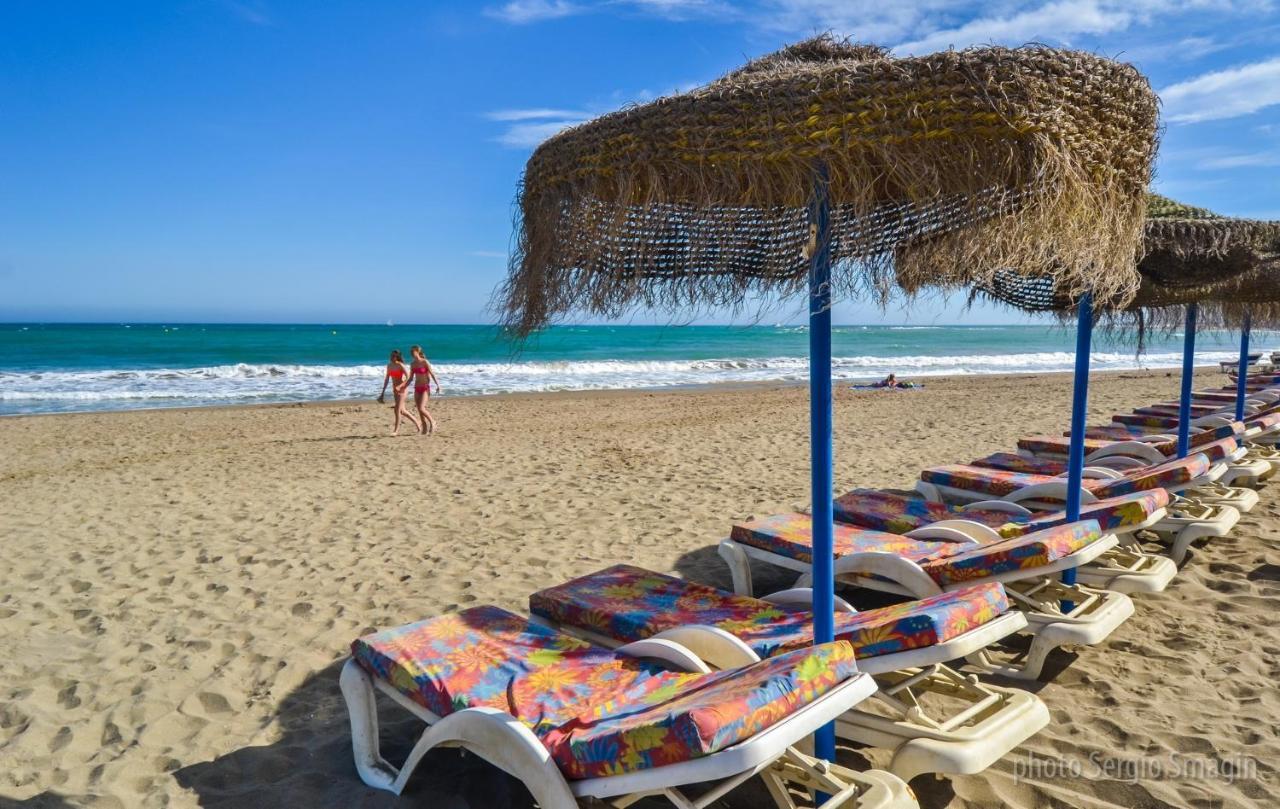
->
[498,35,1159,335]
[976,194,1280,315]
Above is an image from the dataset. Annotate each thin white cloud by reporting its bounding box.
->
[222,0,272,25]
[486,0,720,23]
[895,0,1135,54]
[1197,151,1280,169]
[493,112,593,147]
[486,0,579,23]
[487,108,591,121]
[1162,56,1280,123]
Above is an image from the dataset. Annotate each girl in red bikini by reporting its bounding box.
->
[409,345,441,435]
[377,349,420,435]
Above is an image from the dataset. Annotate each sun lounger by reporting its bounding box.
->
[832,488,1176,593]
[974,441,1269,491]
[341,605,916,808]
[919,451,1258,515]
[1112,410,1280,445]
[916,454,1246,562]
[717,515,1133,680]
[1013,432,1274,488]
[529,565,1049,780]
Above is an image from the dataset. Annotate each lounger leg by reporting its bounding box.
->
[718,540,755,596]
[339,659,401,792]
[1016,636,1054,681]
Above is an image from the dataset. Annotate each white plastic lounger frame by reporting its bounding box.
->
[340,657,917,809]
[543,589,1047,781]
[717,536,1133,680]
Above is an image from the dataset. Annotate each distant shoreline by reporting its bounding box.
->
[0,364,1205,420]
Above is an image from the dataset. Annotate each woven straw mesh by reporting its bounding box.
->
[500,36,1158,334]
[977,194,1280,314]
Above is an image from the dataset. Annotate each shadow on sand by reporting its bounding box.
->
[172,659,536,808]
[0,795,83,809]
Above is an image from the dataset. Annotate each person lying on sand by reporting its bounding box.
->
[866,373,921,390]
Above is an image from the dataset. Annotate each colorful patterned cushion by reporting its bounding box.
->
[730,513,1102,587]
[1112,413,1187,429]
[1134,403,1228,418]
[1017,434,1139,456]
[352,605,858,780]
[530,564,1009,660]
[971,452,1067,475]
[1019,433,1236,463]
[833,489,961,534]
[1249,412,1280,430]
[834,487,1167,538]
[921,454,1209,498]
[1082,423,1239,443]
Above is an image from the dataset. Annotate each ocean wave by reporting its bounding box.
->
[0,349,1239,415]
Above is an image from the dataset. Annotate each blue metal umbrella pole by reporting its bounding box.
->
[1236,312,1252,422]
[1177,304,1199,458]
[807,163,836,765]
[1062,294,1094,612]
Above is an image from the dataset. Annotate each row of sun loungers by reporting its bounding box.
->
[336,381,1280,808]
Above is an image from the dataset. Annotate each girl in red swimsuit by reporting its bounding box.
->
[377,349,420,435]
[409,345,441,435]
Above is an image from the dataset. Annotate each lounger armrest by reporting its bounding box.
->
[832,551,944,598]
[1193,415,1234,428]
[615,638,713,673]
[960,499,1034,516]
[761,588,859,614]
[1003,482,1099,505]
[1085,441,1167,465]
[648,626,762,670]
[1078,466,1125,479]
[904,519,996,544]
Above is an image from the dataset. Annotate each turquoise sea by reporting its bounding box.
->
[0,323,1262,415]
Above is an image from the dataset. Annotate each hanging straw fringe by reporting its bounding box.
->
[499,35,1159,336]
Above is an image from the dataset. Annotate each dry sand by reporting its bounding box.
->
[1,369,1277,808]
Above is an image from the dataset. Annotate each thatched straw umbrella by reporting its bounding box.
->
[498,35,1158,761]
[976,194,1280,452]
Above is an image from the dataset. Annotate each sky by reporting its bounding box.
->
[1,0,1278,325]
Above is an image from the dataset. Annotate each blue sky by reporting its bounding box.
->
[2,1,1278,324]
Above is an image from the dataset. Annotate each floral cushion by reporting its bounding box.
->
[730,513,1102,587]
[1112,412,1189,429]
[1083,423,1239,443]
[833,489,961,534]
[921,454,1209,498]
[530,564,1010,660]
[1019,433,1236,463]
[730,513,948,565]
[1249,412,1280,430]
[834,487,1166,538]
[352,605,858,780]
[971,452,1068,475]
[1017,434,1141,456]
[1133,403,1228,418]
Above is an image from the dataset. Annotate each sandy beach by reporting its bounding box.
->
[1,368,1277,808]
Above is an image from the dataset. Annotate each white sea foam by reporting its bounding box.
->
[0,349,1240,414]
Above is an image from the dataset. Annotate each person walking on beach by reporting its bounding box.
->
[377,349,420,435]
[409,344,441,435]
